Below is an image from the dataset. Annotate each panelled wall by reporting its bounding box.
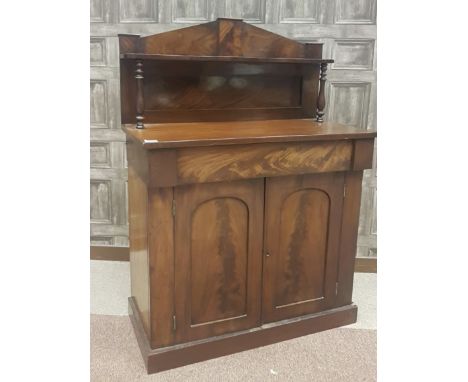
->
[90,0,377,258]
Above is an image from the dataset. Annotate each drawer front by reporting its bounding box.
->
[176,141,353,184]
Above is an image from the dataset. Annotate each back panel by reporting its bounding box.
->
[137,61,319,123]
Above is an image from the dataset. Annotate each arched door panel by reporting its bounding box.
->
[174,179,264,343]
[262,173,345,323]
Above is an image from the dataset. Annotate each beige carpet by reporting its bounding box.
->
[91,315,376,382]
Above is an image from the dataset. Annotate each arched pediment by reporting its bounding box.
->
[120,18,322,59]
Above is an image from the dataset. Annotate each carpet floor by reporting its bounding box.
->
[91,315,376,382]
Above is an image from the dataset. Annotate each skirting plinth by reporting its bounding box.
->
[128,297,357,374]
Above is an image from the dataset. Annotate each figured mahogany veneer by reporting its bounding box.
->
[176,141,352,184]
[123,119,375,148]
[119,18,328,125]
[120,19,376,374]
[124,120,373,188]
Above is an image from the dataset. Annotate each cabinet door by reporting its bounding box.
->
[174,179,264,343]
[262,173,345,323]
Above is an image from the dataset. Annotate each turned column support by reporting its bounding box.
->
[135,59,144,129]
[316,62,328,123]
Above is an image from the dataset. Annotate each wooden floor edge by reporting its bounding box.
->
[90,245,130,261]
[92,246,376,273]
[354,257,377,273]
[129,297,357,374]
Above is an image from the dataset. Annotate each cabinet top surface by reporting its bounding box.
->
[123,119,376,149]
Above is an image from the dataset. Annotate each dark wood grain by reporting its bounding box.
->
[138,60,316,123]
[119,59,137,125]
[304,42,323,59]
[120,18,376,373]
[126,134,373,190]
[123,120,377,149]
[143,107,306,124]
[148,149,177,187]
[216,18,305,58]
[136,18,317,59]
[353,138,375,170]
[174,179,264,343]
[147,187,175,348]
[177,141,352,184]
[119,34,140,125]
[335,171,364,307]
[144,61,310,76]
[274,189,329,306]
[189,198,249,326]
[141,21,218,56]
[143,73,302,110]
[262,173,344,323]
[127,150,150,337]
[128,297,151,371]
[135,137,375,188]
[90,246,377,274]
[117,34,140,54]
[129,296,357,374]
[119,18,332,125]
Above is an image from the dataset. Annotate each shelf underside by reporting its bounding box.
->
[121,53,334,65]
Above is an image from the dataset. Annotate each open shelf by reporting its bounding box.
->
[120,53,334,65]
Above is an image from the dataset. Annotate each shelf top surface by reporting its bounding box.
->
[120,53,334,65]
[123,119,376,149]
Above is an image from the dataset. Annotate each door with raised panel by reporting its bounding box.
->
[262,173,345,323]
[173,178,264,343]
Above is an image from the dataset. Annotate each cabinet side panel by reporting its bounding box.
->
[353,139,375,170]
[120,60,137,125]
[148,187,175,348]
[336,171,363,307]
[128,160,150,337]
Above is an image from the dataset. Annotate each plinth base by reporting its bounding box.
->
[128,297,357,374]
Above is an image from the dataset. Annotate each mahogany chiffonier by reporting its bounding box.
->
[119,18,376,374]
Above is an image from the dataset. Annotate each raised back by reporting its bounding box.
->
[119,18,330,126]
